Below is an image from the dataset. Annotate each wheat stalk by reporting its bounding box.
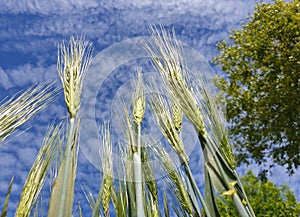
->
[146,26,256,217]
[140,146,161,217]
[132,69,146,217]
[49,36,91,217]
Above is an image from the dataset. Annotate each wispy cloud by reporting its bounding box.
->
[0,0,100,15]
[0,0,256,16]
[0,0,258,62]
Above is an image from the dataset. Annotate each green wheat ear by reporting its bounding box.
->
[149,93,188,164]
[147,26,255,217]
[152,144,193,216]
[0,82,59,144]
[145,25,206,138]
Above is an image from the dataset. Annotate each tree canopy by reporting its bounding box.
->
[213,0,300,174]
[217,170,300,217]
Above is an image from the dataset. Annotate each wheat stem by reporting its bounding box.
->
[57,117,76,217]
[131,70,145,217]
[183,162,211,217]
[133,123,145,217]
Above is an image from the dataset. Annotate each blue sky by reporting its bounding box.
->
[0,0,299,216]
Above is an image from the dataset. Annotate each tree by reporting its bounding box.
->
[217,170,300,217]
[213,0,300,174]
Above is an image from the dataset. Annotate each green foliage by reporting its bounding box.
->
[213,0,300,174]
[217,170,300,217]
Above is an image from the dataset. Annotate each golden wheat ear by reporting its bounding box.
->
[15,123,63,217]
[0,81,60,144]
[57,35,93,119]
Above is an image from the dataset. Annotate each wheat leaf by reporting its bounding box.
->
[0,176,14,217]
[92,184,102,217]
[204,166,221,217]
[163,191,170,217]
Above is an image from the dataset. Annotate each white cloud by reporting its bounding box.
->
[0,64,59,90]
[0,0,100,15]
[0,67,13,90]
[0,0,255,16]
